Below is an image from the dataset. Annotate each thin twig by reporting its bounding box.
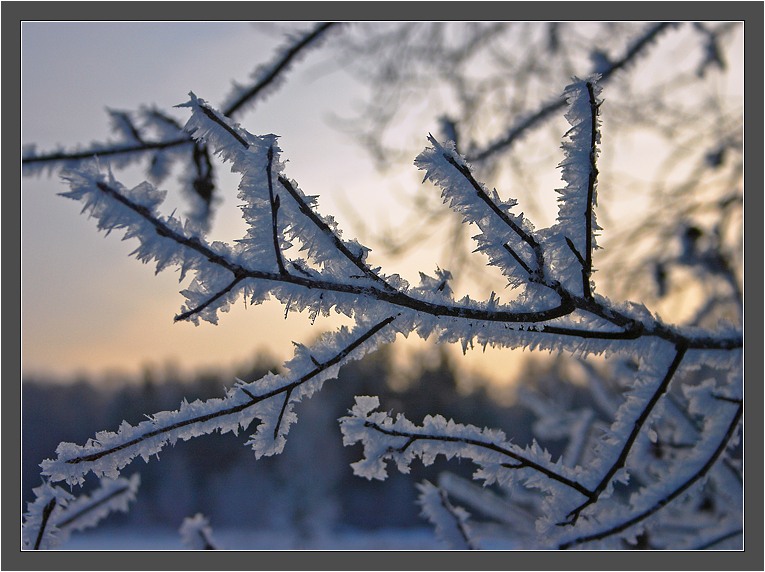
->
[273,386,294,440]
[438,488,477,550]
[363,421,593,498]
[24,138,192,165]
[63,316,396,466]
[440,151,545,281]
[55,484,131,529]
[560,343,688,525]
[224,22,339,117]
[23,24,339,170]
[581,80,600,301]
[694,528,743,550]
[467,23,674,163]
[278,175,396,292]
[560,402,742,548]
[33,499,57,550]
[174,274,246,323]
[267,145,287,275]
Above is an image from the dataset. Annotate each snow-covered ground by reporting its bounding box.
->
[62,526,444,550]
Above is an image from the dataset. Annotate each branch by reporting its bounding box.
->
[560,342,688,525]
[33,499,57,551]
[559,402,742,549]
[23,136,192,167]
[443,150,546,280]
[693,528,743,550]
[416,136,546,286]
[663,393,742,485]
[340,397,592,499]
[174,274,246,323]
[63,102,744,350]
[272,386,294,441]
[222,22,340,117]
[40,317,397,486]
[24,24,339,169]
[180,514,218,550]
[277,175,395,291]
[23,475,140,550]
[581,81,600,300]
[438,489,477,550]
[267,145,287,275]
[553,75,603,300]
[466,23,675,163]
[65,172,578,327]
[55,475,140,532]
[23,22,341,222]
[44,74,742,551]
[417,481,477,550]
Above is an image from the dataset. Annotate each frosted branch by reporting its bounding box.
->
[416,136,545,286]
[467,22,675,163]
[693,527,743,550]
[23,23,339,227]
[556,77,602,299]
[417,481,477,549]
[59,96,742,358]
[222,22,339,117]
[23,24,338,171]
[22,136,191,170]
[34,71,742,549]
[23,475,140,550]
[559,401,742,549]
[339,396,592,499]
[266,145,287,275]
[560,343,688,525]
[40,317,396,485]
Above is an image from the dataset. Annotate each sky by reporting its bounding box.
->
[20,21,743,389]
[21,21,508,386]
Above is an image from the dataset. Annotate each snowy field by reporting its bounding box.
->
[62,526,444,550]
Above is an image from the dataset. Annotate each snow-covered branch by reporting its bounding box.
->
[339,396,591,499]
[40,316,397,486]
[417,481,477,550]
[559,343,687,525]
[25,71,742,550]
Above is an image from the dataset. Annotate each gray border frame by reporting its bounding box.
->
[5,2,762,570]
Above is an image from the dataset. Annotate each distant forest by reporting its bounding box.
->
[24,346,570,537]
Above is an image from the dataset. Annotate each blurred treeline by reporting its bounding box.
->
[23,346,547,537]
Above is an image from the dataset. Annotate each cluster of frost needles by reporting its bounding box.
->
[24,74,742,551]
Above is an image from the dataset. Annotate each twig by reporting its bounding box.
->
[223,22,339,117]
[467,23,674,163]
[363,420,593,498]
[61,316,396,467]
[33,499,57,550]
[560,402,742,548]
[560,343,688,526]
